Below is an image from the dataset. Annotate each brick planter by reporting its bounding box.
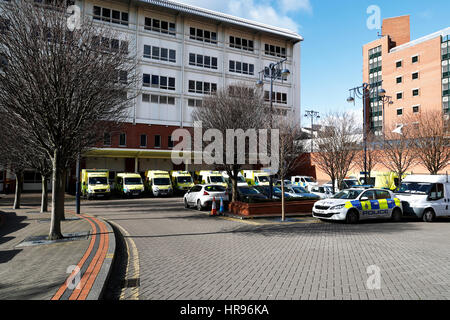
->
[229,200,318,217]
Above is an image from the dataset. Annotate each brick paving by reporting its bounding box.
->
[81,197,450,300]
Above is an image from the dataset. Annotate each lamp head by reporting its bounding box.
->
[256,80,264,88]
[281,69,290,77]
[347,96,355,103]
[378,88,386,97]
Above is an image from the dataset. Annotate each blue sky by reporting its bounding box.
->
[179,0,450,125]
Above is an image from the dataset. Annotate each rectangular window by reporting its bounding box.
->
[397,108,403,116]
[152,46,160,59]
[196,81,203,93]
[119,133,126,146]
[144,17,175,36]
[397,92,403,100]
[189,80,195,93]
[412,89,419,96]
[168,97,175,105]
[412,72,419,80]
[142,94,150,102]
[140,134,147,147]
[144,45,151,58]
[160,76,167,89]
[212,57,217,69]
[168,77,175,90]
[196,54,203,67]
[413,105,420,113]
[412,55,419,63]
[151,95,159,103]
[396,60,402,68]
[229,60,235,72]
[396,76,402,84]
[151,75,159,88]
[159,96,167,104]
[104,133,111,146]
[154,135,161,148]
[160,48,168,61]
[189,53,195,65]
[143,74,151,87]
[169,49,176,63]
[168,136,174,148]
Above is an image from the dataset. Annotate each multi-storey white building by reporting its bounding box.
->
[1,0,304,192]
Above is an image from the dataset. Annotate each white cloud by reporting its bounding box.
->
[175,0,312,33]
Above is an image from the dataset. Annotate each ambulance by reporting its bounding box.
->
[170,171,194,194]
[194,171,228,188]
[81,169,110,200]
[242,170,271,186]
[395,175,450,222]
[115,173,145,197]
[145,170,173,197]
[313,188,403,224]
[221,171,248,187]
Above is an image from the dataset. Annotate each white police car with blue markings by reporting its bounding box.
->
[312,188,403,224]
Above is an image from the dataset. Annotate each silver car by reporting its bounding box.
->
[184,184,229,211]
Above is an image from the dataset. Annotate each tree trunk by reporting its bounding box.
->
[59,169,66,221]
[49,152,64,240]
[13,171,23,209]
[231,176,238,203]
[40,175,48,213]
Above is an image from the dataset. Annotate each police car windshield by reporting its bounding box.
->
[177,176,192,183]
[124,178,142,185]
[397,182,432,195]
[292,187,308,193]
[332,190,363,200]
[304,178,315,182]
[257,176,269,183]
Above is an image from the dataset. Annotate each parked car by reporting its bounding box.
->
[237,186,268,201]
[184,185,229,211]
[254,186,283,199]
[310,186,333,199]
[275,180,293,187]
[312,188,403,224]
[286,186,321,200]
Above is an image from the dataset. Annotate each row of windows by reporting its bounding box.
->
[92,36,128,54]
[230,36,254,52]
[189,27,218,44]
[396,89,420,100]
[264,91,288,104]
[144,17,176,36]
[229,60,255,75]
[188,53,218,69]
[188,80,217,94]
[143,74,176,90]
[143,45,176,63]
[264,44,287,58]
[93,6,129,26]
[142,94,176,105]
[396,72,419,84]
[396,55,419,68]
[396,105,420,116]
[104,133,173,148]
[188,99,203,107]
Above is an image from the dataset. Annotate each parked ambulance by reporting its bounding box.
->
[395,174,450,222]
[194,171,228,188]
[221,171,248,187]
[291,176,318,191]
[145,170,173,197]
[170,171,194,194]
[242,170,271,186]
[115,173,145,197]
[81,169,110,200]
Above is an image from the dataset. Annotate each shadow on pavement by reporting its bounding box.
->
[0,249,22,264]
[0,211,29,245]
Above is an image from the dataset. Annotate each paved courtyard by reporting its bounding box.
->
[71,197,450,300]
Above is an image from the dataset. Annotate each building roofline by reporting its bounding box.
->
[137,0,304,42]
[390,27,450,53]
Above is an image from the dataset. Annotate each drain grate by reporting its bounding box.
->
[16,231,90,247]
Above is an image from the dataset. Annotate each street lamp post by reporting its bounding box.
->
[75,153,81,215]
[256,58,290,200]
[304,110,320,153]
[347,83,386,185]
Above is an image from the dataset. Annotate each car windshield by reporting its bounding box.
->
[205,185,226,192]
[397,182,433,195]
[304,177,316,182]
[177,176,192,183]
[237,176,246,183]
[257,176,269,183]
[292,187,308,193]
[209,176,225,183]
[89,177,107,185]
[124,178,142,185]
[333,190,363,200]
[153,178,170,186]
[344,180,360,187]
[239,187,260,195]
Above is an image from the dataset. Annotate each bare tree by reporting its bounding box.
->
[380,124,418,188]
[313,112,360,193]
[406,110,450,175]
[353,131,382,184]
[192,84,269,203]
[0,1,138,239]
[273,117,305,221]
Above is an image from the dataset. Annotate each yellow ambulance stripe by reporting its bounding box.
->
[378,199,389,210]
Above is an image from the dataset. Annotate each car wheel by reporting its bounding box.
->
[423,209,435,223]
[346,209,359,224]
[391,208,402,222]
[184,198,189,209]
[197,200,203,211]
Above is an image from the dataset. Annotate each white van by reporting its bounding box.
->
[291,176,318,191]
[395,175,450,222]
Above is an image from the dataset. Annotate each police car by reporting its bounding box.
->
[312,188,403,224]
